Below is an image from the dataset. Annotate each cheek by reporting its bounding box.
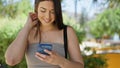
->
[38,12,44,20]
[51,15,55,20]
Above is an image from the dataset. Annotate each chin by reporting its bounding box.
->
[42,23,53,26]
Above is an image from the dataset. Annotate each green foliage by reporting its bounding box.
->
[82,47,108,68]
[16,0,33,15]
[63,13,86,43]
[0,0,32,18]
[88,8,120,38]
[108,0,120,8]
[83,54,107,68]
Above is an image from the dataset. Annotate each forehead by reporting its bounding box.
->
[38,1,54,10]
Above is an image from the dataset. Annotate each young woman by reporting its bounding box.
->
[5,0,84,68]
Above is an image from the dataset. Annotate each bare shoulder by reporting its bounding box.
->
[67,26,76,36]
[67,26,74,31]
[66,26,79,46]
[66,26,79,45]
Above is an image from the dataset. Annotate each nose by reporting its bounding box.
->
[45,11,51,20]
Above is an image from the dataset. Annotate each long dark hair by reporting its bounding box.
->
[34,0,65,42]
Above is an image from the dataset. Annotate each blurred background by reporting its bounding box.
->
[0,0,120,68]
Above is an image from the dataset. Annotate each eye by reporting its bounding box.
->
[40,10,46,13]
[51,10,55,14]
[39,7,46,13]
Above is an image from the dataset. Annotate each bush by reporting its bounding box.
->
[82,47,108,68]
[83,54,107,68]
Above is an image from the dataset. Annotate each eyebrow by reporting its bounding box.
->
[40,7,54,11]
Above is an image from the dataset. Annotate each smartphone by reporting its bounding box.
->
[37,43,53,55]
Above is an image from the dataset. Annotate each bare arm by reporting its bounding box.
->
[60,26,84,68]
[5,12,37,66]
[5,26,30,66]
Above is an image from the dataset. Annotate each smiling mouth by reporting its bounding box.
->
[44,19,51,23]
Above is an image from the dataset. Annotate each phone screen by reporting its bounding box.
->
[37,44,53,55]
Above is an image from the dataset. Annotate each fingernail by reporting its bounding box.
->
[44,49,46,51]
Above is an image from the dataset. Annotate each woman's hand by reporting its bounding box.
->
[24,12,38,30]
[35,49,65,66]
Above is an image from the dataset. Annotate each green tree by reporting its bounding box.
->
[16,0,33,16]
[0,0,32,18]
[108,0,120,8]
[92,0,120,8]
[88,8,120,38]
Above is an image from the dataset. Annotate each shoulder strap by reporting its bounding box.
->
[63,25,68,59]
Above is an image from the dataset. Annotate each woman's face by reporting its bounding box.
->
[37,1,55,26]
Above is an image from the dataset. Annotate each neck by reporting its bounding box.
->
[40,25,57,32]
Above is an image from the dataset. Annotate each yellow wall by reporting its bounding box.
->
[105,53,120,68]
